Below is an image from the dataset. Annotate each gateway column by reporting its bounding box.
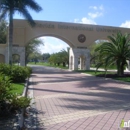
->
[69,48,78,70]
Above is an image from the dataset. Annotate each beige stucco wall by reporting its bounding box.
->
[13,19,130,48]
[1,19,130,70]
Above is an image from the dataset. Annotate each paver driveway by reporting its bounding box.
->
[26,65,130,130]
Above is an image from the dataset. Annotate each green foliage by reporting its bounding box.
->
[89,41,103,65]
[0,63,11,75]
[11,66,28,83]
[26,38,44,64]
[25,66,32,75]
[0,19,7,43]
[48,49,69,67]
[10,83,24,95]
[0,73,12,102]
[0,0,42,64]
[9,94,31,109]
[94,32,130,76]
[0,0,42,26]
[43,53,50,61]
[0,73,31,115]
[0,64,32,83]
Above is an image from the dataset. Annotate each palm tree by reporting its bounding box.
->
[0,0,42,65]
[95,32,130,76]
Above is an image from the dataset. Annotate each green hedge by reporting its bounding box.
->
[0,73,31,115]
[0,63,32,83]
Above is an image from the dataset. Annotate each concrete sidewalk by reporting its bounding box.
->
[26,66,130,130]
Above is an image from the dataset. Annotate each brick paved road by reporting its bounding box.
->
[27,65,130,130]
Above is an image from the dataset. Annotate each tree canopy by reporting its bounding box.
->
[48,49,69,67]
[95,32,130,76]
[25,38,44,65]
[0,19,7,43]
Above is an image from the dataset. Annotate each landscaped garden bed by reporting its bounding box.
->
[0,63,32,129]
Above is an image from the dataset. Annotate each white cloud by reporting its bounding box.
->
[88,12,103,19]
[120,21,130,28]
[38,37,69,54]
[74,5,104,25]
[89,5,104,11]
[99,5,104,10]
[74,17,96,25]
[88,5,104,19]
[89,6,98,10]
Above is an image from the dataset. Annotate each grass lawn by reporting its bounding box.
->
[28,62,69,69]
[77,70,115,76]
[113,77,130,82]
[9,83,25,95]
[77,70,130,83]
[29,62,130,83]
[90,64,117,70]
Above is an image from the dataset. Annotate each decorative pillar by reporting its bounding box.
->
[12,46,25,66]
[20,47,25,66]
[69,48,78,70]
[69,48,90,70]
[5,47,9,64]
[80,56,84,70]
[85,50,90,70]
[73,55,78,70]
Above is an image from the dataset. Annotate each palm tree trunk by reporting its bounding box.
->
[117,64,124,76]
[8,10,13,65]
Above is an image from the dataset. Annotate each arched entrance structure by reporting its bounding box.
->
[1,19,130,70]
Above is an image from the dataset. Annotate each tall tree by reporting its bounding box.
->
[25,38,44,65]
[0,0,42,64]
[0,19,7,43]
[95,32,130,76]
[48,48,69,67]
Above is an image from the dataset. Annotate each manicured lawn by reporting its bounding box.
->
[77,70,130,83]
[113,77,130,82]
[28,62,69,69]
[77,70,116,76]
[10,83,24,95]
[90,64,117,70]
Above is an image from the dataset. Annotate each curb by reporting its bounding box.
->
[17,78,29,129]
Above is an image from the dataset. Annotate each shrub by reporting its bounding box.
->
[9,94,31,110]
[25,66,32,76]
[10,66,28,83]
[0,74,12,115]
[0,74,31,115]
[0,63,11,75]
[0,73,12,101]
[0,64,32,83]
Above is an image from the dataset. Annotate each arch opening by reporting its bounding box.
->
[12,54,20,65]
[0,54,5,63]
[25,36,70,67]
[26,34,75,48]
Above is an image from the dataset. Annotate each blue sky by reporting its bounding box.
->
[14,0,130,54]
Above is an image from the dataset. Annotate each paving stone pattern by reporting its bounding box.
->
[26,66,130,130]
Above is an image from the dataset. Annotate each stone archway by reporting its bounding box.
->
[1,19,130,70]
[0,54,5,63]
[12,47,25,66]
[69,48,90,70]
